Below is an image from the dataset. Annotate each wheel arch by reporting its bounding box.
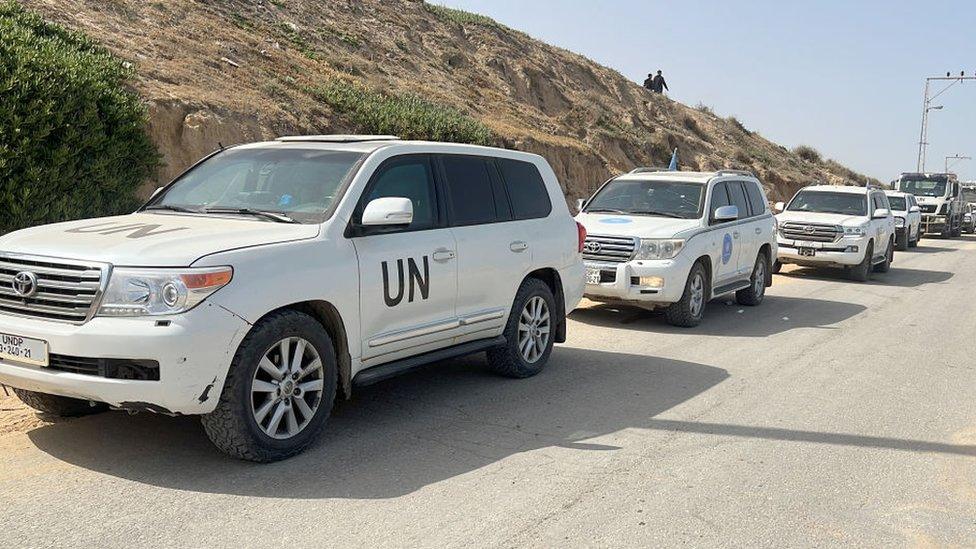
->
[694,255,713,300]
[252,300,353,400]
[523,268,567,343]
[758,243,773,286]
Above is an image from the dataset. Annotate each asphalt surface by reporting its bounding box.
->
[2,237,976,547]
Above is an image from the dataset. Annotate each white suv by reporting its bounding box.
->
[884,190,922,250]
[774,185,895,281]
[575,169,777,327]
[0,136,585,461]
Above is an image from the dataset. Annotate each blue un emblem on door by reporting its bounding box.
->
[722,233,734,265]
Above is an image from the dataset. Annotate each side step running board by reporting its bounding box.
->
[353,336,507,388]
[712,280,751,296]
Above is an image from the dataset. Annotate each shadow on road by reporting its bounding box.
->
[570,296,866,337]
[777,266,953,287]
[27,348,729,499]
[910,244,957,254]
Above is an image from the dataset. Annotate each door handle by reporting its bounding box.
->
[755,227,762,235]
[510,241,529,252]
[432,249,456,262]
[733,231,741,239]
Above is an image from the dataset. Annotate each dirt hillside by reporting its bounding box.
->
[24,0,874,203]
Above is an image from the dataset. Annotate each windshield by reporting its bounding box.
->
[899,178,947,198]
[886,196,907,211]
[148,148,364,223]
[584,178,704,219]
[787,191,867,216]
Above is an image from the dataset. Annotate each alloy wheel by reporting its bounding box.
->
[250,337,325,440]
[518,296,551,364]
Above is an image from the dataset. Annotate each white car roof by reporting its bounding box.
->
[799,185,872,195]
[883,190,909,197]
[615,171,756,184]
[233,136,542,162]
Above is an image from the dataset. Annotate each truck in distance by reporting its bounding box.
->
[894,172,963,238]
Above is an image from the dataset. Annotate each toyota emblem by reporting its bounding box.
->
[12,271,38,298]
[584,241,602,253]
[803,226,817,234]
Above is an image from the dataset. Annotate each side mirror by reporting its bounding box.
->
[909,205,920,213]
[872,208,890,219]
[713,205,739,222]
[361,197,413,226]
[576,198,587,213]
[774,202,785,213]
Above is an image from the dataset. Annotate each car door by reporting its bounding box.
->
[870,192,890,258]
[350,154,460,363]
[438,154,531,340]
[743,179,774,262]
[706,181,740,284]
[726,180,759,277]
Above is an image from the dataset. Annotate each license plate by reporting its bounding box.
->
[0,332,49,367]
[798,248,816,257]
[586,268,603,285]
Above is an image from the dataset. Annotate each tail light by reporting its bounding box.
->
[576,221,587,253]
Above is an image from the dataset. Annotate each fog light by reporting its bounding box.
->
[637,276,665,288]
[845,246,859,253]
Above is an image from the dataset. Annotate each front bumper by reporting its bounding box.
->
[583,255,693,307]
[921,215,946,233]
[0,301,251,415]
[777,236,867,267]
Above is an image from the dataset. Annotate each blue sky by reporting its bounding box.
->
[434,0,976,181]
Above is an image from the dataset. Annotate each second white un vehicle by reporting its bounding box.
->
[0,136,585,462]
[576,169,777,327]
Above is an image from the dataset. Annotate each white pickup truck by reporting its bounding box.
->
[0,136,585,461]
[774,185,895,281]
[576,169,776,327]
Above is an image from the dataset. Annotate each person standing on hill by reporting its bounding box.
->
[652,70,669,94]
[643,73,655,91]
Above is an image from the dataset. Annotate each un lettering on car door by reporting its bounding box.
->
[381,256,430,307]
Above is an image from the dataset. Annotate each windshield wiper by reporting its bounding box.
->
[631,210,685,219]
[585,208,628,214]
[143,205,202,214]
[202,208,299,224]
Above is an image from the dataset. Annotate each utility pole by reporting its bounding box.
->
[916,72,976,172]
[945,154,971,173]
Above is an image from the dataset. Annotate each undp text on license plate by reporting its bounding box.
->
[0,332,49,367]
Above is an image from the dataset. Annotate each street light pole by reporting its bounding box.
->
[916,73,976,172]
[945,154,971,173]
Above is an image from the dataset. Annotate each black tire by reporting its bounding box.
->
[909,226,919,248]
[736,252,768,306]
[897,231,909,251]
[771,260,783,274]
[849,241,873,282]
[13,388,106,417]
[874,238,893,273]
[201,310,338,463]
[665,261,708,327]
[487,278,556,378]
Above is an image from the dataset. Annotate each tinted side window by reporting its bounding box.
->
[363,156,438,231]
[497,159,553,220]
[727,181,751,218]
[441,155,497,226]
[709,182,731,223]
[744,181,767,216]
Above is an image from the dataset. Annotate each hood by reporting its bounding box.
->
[775,211,866,227]
[575,212,702,239]
[0,213,321,266]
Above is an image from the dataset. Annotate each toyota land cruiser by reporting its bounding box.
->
[575,169,776,327]
[774,185,895,281]
[0,136,585,462]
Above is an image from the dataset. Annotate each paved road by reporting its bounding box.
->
[2,238,976,547]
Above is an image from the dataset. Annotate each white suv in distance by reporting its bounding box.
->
[884,190,921,250]
[774,185,895,281]
[0,136,585,462]
[575,169,776,327]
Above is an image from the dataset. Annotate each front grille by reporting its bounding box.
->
[583,235,638,263]
[780,222,841,243]
[920,204,938,214]
[0,254,107,323]
[48,354,160,381]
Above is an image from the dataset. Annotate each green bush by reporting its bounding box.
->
[0,1,157,234]
[793,145,822,163]
[309,79,494,146]
[424,3,501,28]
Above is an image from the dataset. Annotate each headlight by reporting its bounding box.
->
[843,225,867,236]
[894,217,905,227]
[98,267,233,317]
[636,239,684,260]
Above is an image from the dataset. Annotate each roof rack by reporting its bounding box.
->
[629,167,671,174]
[276,135,400,143]
[716,169,756,178]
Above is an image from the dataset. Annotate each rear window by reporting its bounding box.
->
[727,181,751,218]
[441,155,498,226]
[744,181,767,215]
[497,159,552,220]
